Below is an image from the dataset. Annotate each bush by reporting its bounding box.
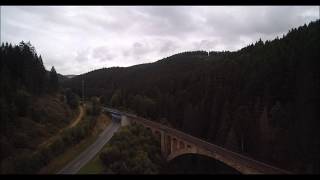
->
[14,90,31,116]
[66,89,79,109]
[99,124,165,174]
[88,97,101,116]
[12,132,30,148]
[100,146,122,165]
[49,137,65,155]
[38,146,52,164]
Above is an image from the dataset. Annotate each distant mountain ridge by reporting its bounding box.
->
[53,73,77,82]
[63,20,320,173]
[65,74,77,79]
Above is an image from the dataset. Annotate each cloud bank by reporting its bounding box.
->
[1,6,318,75]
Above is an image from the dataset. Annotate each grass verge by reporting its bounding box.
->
[77,114,114,174]
[77,149,105,174]
[39,135,98,174]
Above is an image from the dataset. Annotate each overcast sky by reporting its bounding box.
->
[1,6,318,75]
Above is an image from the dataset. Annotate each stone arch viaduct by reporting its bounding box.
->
[104,107,291,174]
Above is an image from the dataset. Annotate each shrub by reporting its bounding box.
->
[66,89,79,109]
[99,124,165,174]
[14,90,31,116]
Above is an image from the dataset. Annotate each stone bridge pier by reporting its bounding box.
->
[120,116,188,158]
[158,130,197,160]
[123,115,219,162]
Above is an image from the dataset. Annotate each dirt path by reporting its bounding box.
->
[69,105,85,128]
[38,105,85,148]
[39,110,112,174]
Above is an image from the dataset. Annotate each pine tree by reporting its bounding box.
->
[49,66,59,92]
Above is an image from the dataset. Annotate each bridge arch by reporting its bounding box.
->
[167,148,199,162]
[167,148,243,174]
[167,152,241,174]
[104,107,290,174]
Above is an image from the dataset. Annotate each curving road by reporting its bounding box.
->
[57,120,120,174]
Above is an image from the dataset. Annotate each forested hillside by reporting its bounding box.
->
[63,20,320,173]
[0,42,79,173]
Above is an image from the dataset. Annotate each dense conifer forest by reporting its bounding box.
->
[0,41,83,173]
[63,20,320,173]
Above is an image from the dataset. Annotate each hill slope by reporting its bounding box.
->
[63,20,320,173]
[0,41,78,173]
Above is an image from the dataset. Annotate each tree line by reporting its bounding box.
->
[0,41,85,173]
[64,20,320,173]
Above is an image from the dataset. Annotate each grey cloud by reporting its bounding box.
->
[159,40,179,53]
[130,6,200,37]
[122,42,152,58]
[133,42,146,54]
[1,6,318,75]
[203,6,318,43]
[75,49,90,62]
[123,50,130,57]
[92,46,116,62]
[193,39,219,51]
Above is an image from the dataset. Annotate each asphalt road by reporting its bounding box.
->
[57,120,120,174]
